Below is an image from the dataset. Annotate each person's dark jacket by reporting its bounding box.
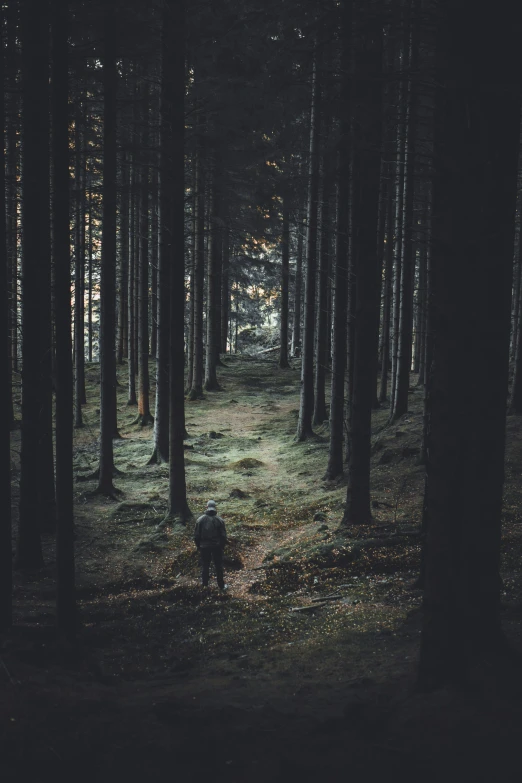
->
[194,509,227,550]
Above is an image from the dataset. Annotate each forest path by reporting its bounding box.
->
[5,356,522,782]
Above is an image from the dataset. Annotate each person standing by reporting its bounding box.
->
[194,500,227,589]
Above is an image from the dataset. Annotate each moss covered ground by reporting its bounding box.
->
[4,356,522,782]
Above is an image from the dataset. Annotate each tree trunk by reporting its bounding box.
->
[186,171,196,393]
[415,220,428,385]
[325,0,352,480]
[509,114,522,367]
[136,78,153,426]
[97,7,119,496]
[127,152,138,406]
[389,22,408,416]
[296,50,321,441]
[418,0,520,689]
[279,194,290,369]
[509,119,522,413]
[17,0,48,568]
[0,2,12,628]
[117,154,129,365]
[221,225,230,355]
[204,162,222,391]
[6,0,18,428]
[188,139,205,399]
[342,11,382,526]
[378,169,394,403]
[313,141,331,425]
[74,107,85,427]
[150,152,159,361]
[164,0,191,523]
[52,0,76,636]
[291,208,304,357]
[391,5,418,422]
[150,14,176,465]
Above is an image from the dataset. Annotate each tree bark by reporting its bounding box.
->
[418,0,520,689]
[74,106,85,427]
[509,114,522,367]
[185,167,196,393]
[391,4,418,422]
[389,19,408,415]
[343,11,382,526]
[313,141,331,425]
[279,194,290,369]
[17,0,48,568]
[164,0,191,523]
[378,169,394,403]
[325,0,352,480]
[150,33,174,465]
[291,208,304,357]
[204,161,222,391]
[52,0,76,636]
[117,153,129,365]
[127,151,138,406]
[6,0,18,422]
[96,7,119,496]
[187,138,205,399]
[296,50,321,441]
[136,77,153,426]
[150,150,159,361]
[221,225,230,355]
[0,2,13,628]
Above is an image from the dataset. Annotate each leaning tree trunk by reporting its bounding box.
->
[52,0,75,637]
[279,194,290,369]
[418,0,520,690]
[0,5,12,628]
[296,49,322,441]
[97,7,119,497]
[164,0,191,523]
[342,10,382,526]
[17,0,48,569]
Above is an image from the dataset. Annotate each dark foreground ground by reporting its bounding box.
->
[3,356,522,782]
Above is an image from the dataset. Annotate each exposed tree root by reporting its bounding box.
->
[147,449,168,466]
[187,388,204,401]
[132,413,154,427]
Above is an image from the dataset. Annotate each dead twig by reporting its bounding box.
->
[311,593,341,603]
[290,602,328,612]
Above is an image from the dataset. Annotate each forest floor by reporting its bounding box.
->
[4,355,522,782]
